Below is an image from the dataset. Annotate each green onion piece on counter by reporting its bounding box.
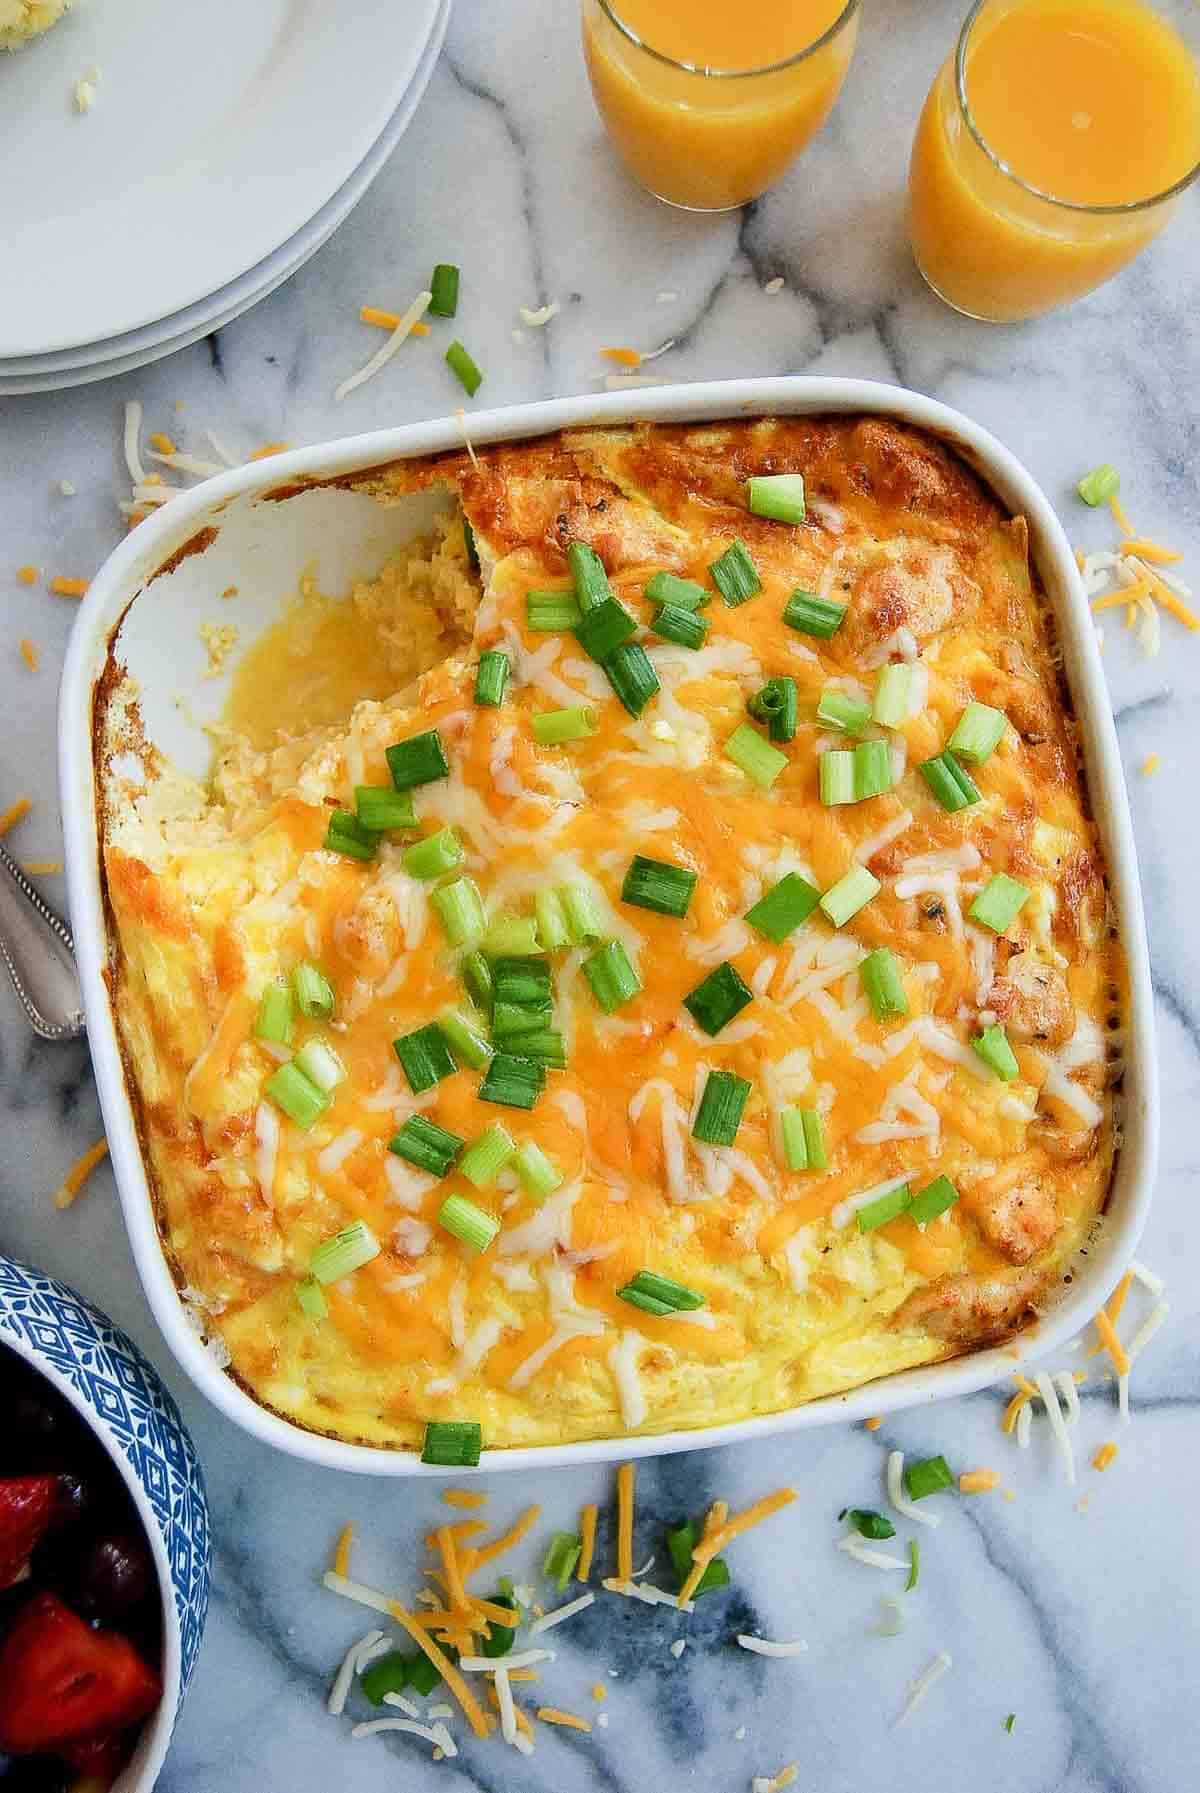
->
[859,947,908,1022]
[542,1532,582,1590]
[438,1192,500,1252]
[406,1653,445,1696]
[748,676,799,743]
[747,473,807,524]
[533,705,598,745]
[1004,1715,1016,1736]
[354,785,417,833]
[492,957,552,1007]
[446,339,483,396]
[393,1023,458,1094]
[853,738,894,801]
[512,1140,563,1200]
[479,1052,545,1110]
[575,595,638,661]
[692,1069,751,1146]
[463,516,480,573]
[918,750,981,813]
[462,949,494,1013]
[479,1592,518,1658]
[621,855,697,919]
[386,728,450,792]
[264,1060,330,1129]
[817,689,872,735]
[819,749,855,807]
[583,939,643,1013]
[568,541,613,612]
[683,960,753,1036]
[292,1039,346,1092]
[972,1022,1020,1081]
[296,1276,327,1320]
[512,1029,567,1068]
[947,700,1006,765]
[780,1106,826,1172]
[431,877,486,948]
[490,1000,552,1046]
[969,872,1030,935]
[1077,463,1119,506]
[906,1538,920,1591]
[908,1175,960,1225]
[872,663,914,728]
[534,887,570,951]
[783,589,846,638]
[360,1651,414,1706]
[402,827,464,881]
[438,1006,493,1070]
[483,913,542,956]
[843,1508,896,1541]
[559,881,604,945]
[644,571,708,611]
[904,1455,954,1501]
[603,640,660,717]
[458,1124,516,1189]
[724,721,788,789]
[310,1219,380,1283]
[527,589,583,631]
[323,808,377,861]
[474,650,510,708]
[255,978,293,1045]
[619,1270,704,1312]
[665,1520,730,1598]
[429,262,460,317]
[745,872,821,943]
[819,866,881,927]
[421,1419,482,1468]
[389,1114,464,1177]
[856,1181,912,1233]
[708,539,762,607]
[652,604,710,650]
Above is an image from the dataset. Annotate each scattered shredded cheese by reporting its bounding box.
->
[1035,1372,1076,1484]
[751,1764,797,1793]
[886,1450,942,1529]
[0,798,32,837]
[678,1488,796,1606]
[898,1651,953,1724]
[836,1535,909,1571]
[52,1138,109,1211]
[1092,1442,1118,1471]
[335,290,432,400]
[616,1463,635,1583]
[327,1629,383,1717]
[528,1591,595,1635]
[21,861,62,877]
[736,1635,808,1658]
[49,576,88,597]
[519,301,560,328]
[16,565,38,585]
[1092,1309,1130,1378]
[333,1524,354,1579]
[537,1706,592,1732]
[18,639,39,673]
[958,1469,1000,1494]
[442,1488,487,1511]
[1140,753,1160,776]
[578,1503,598,1582]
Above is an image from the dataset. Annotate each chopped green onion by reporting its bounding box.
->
[255,978,294,1045]
[393,1023,457,1093]
[478,1052,545,1110]
[724,721,788,789]
[492,957,552,1007]
[652,603,710,649]
[844,1508,896,1540]
[583,939,642,1013]
[386,728,450,792]
[947,700,1006,765]
[908,1175,960,1225]
[709,539,761,608]
[402,827,464,881]
[780,1106,825,1171]
[819,749,855,806]
[438,1191,500,1252]
[264,1060,329,1129]
[856,1181,912,1232]
[575,596,638,661]
[474,650,510,708]
[293,1039,347,1092]
[972,1022,1020,1081]
[692,1069,751,1146]
[421,1420,482,1467]
[621,855,697,919]
[819,866,880,927]
[645,572,707,611]
[683,960,753,1036]
[817,689,871,735]
[618,1270,704,1313]
[311,1219,380,1283]
[296,1276,327,1320]
[406,1653,444,1696]
[389,1114,464,1177]
[568,541,612,612]
[512,1028,567,1068]
[665,1519,730,1598]
[429,262,460,317]
[323,807,377,860]
[603,640,660,716]
[512,1140,563,1201]
[534,887,570,951]
[461,949,494,1013]
[542,1531,582,1590]
[479,1592,518,1658]
[783,589,845,638]
[491,999,552,1045]
[1004,1714,1016,1735]
[559,881,604,945]
[533,705,598,745]
[527,589,583,631]
[438,1006,493,1070]
[458,1123,516,1188]
[361,1652,414,1705]
[969,872,1030,935]
[463,516,480,573]
[747,472,806,524]
[873,663,914,728]
[918,750,981,813]
[431,876,486,947]
[906,1538,920,1591]
[745,872,821,943]
[1077,463,1119,506]
[904,1455,954,1501]
[859,947,908,1021]
[748,676,798,743]
[853,738,894,801]
[483,913,542,956]
[354,785,417,832]
[446,339,483,396]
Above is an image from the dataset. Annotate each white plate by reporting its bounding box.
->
[0,0,441,358]
[60,378,1158,1478]
[0,0,450,394]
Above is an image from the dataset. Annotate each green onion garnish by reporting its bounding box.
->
[872,663,914,728]
[747,473,806,524]
[644,572,707,611]
[783,589,845,639]
[463,516,480,573]
[665,1519,730,1598]
[780,1106,826,1171]
[527,589,583,631]
[969,872,1030,934]
[534,887,570,950]
[511,1028,567,1068]
[512,1140,563,1201]
[474,650,510,708]
[947,700,1006,765]
[724,722,788,790]
[310,1219,380,1283]
[603,640,660,716]
[559,881,604,945]
[429,262,460,318]
[255,978,294,1045]
[458,1123,516,1188]
[438,1007,493,1070]
[360,1651,414,1706]
[904,1455,954,1501]
[748,676,798,743]
[296,1276,327,1320]
[972,1022,1020,1081]
[853,738,894,801]
[1077,463,1119,506]
[856,1181,912,1232]
[844,1508,896,1540]
[819,749,855,806]
[568,541,612,612]
[692,1069,751,1146]
[1004,1714,1016,1735]
[819,866,880,927]
[683,960,753,1036]
[618,1270,704,1315]
[462,949,494,1013]
[389,1114,464,1177]
[354,785,417,833]
[918,750,981,813]
[438,1191,500,1252]
[421,1420,482,1467]
[492,1000,552,1046]
[908,1175,960,1224]
[492,957,552,1007]
[652,603,710,650]
[533,705,598,745]
[575,596,638,662]
[265,1060,330,1129]
[817,689,871,735]
[431,876,486,947]
[478,1052,545,1110]
[745,872,821,943]
[583,939,643,1013]
[323,807,377,860]
[446,339,483,396]
[621,855,697,919]
[292,1038,346,1092]
[709,539,762,608]
[859,947,908,1021]
[386,728,450,792]
[479,1591,518,1658]
[402,827,464,881]
[906,1538,920,1591]
[542,1531,582,1590]
[393,1023,457,1093]
[483,913,542,956]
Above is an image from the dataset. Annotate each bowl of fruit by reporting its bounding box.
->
[0,1256,211,1792]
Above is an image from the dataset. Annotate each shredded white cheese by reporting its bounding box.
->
[886,1449,942,1529]
[836,1535,910,1571]
[528,1591,595,1635]
[609,1330,648,1428]
[736,1636,808,1658]
[327,1628,383,1716]
[335,290,432,400]
[898,1651,953,1724]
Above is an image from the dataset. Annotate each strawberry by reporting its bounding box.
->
[0,1476,57,1589]
[0,1593,161,1755]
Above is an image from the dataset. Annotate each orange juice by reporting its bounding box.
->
[909,0,1200,321]
[582,0,859,211]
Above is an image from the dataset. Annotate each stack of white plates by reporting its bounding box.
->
[0,0,449,395]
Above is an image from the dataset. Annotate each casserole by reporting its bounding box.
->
[60,378,1157,1475]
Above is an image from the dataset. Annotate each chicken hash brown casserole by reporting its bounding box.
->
[101,416,1121,1452]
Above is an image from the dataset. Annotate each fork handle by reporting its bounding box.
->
[0,840,85,1042]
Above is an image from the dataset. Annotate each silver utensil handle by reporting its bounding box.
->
[0,840,85,1041]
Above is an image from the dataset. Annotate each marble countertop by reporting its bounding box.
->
[3,1,1198,1787]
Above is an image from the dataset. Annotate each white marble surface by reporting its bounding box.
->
[3,1,1199,1787]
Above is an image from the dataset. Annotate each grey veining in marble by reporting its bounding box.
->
[1,1,1198,1788]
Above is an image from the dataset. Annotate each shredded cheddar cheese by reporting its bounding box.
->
[1142,567,1200,631]
[467,1505,541,1574]
[442,1488,488,1510]
[601,347,644,368]
[1093,1308,1130,1378]
[864,1416,883,1431]
[18,639,39,673]
[249,442,292,460]
[333,1524,354,1579]
[678,1488,795,1606]
[1092,1442,1118,1471]
[149,432,178,455]
[616,1462,635,1585]
[360,305,431,335]
[16,565,38,586]
[49,576,88,598]
[388,1602,491,1740]
[0,798,32,837]
[537,1706,592,1732]
[52,1138,109,1211]
[1119,538,1183,565]
[1140,754,1160,777]
[578,1503,598,1582]
[958,1468,1001,1494]
[591,1683,607,1701]
[1109,493,1135,536]
[21,860,62,876]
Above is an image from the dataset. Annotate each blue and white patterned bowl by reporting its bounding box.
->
[0,1255,211,1791]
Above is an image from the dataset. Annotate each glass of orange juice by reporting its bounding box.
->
[908,0,1200,323]
[581,0,860,212]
